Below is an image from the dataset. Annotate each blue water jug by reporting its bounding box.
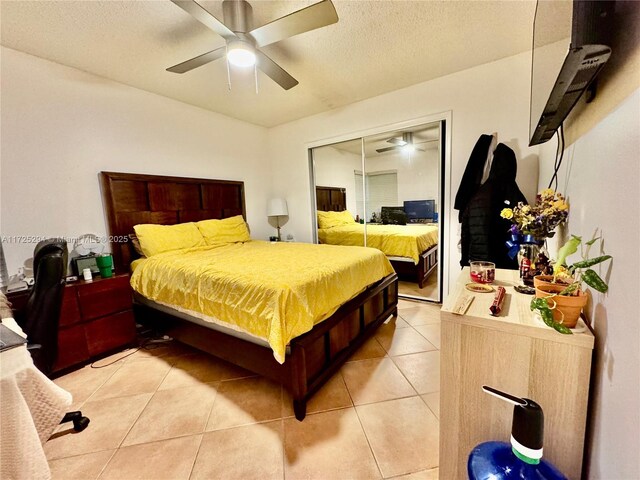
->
[468,386,567,480]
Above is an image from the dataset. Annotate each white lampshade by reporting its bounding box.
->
[267,198,288,217]
[227,40,256,68]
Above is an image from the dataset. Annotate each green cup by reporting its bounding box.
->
[96,254,113,278]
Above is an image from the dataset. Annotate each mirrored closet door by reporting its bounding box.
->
[310,120,444,302]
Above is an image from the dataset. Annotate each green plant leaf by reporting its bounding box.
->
[554,235,581,274]
[559,282,580,296]
[583,269,609,293]
[553,323,573,334]
[585,236,600,246]
[530,298,549,311]
[530,297,573,335]
[572,255,612,269]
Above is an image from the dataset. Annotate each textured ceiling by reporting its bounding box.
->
[1,0,539,127]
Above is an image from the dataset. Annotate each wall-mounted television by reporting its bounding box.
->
[529,0,614,146]
[403,200,435,223]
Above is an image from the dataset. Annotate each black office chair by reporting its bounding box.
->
[24,239,89,432]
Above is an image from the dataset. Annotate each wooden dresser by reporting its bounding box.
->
[440,268,594,479]
[7,273,136,373]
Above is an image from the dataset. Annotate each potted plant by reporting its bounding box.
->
[530,234,612,334]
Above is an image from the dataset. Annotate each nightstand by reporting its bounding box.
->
[6,274,136,373]
[56,274,136,372]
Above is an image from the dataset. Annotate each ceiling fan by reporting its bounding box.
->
[376,132,436,154]
[167,0,339,90]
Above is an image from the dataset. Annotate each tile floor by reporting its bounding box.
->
[46,299,441,480]
[398,273,438,301]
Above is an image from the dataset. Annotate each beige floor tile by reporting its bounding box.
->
[44,393,152,460]
[122,382,218,446]
[89,348,139,367]
[393,351,440,395]
[284,408,381,479]
[191,421,283,480]
[390,467,439,479]
[54,362,123,404]
[422,392,440,419]
[384,315,410,328]
[49,450,115,480]
[341,357,416,405]
[399,306,441,326]
[414,324,441,349]
[158,352,254,390]
[125,340,199,363]
[348,335,388,361]
[376,327,437,357]
[282,373,352,417]
[206,376,282,430]
[88,359,172,401]
[398,278,438,300]
[357,396,439,478]
[398,299,421,311]
[98,434,201,480]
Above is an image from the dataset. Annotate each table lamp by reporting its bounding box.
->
[267,198,289,241]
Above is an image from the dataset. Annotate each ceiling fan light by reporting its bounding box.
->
[402,144,416,154]
[227,41,256,67]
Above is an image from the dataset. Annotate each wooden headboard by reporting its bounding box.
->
[100,171,245,271]
[316,186,346,212]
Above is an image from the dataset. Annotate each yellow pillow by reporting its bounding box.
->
[317,210,355,229]
[133,222,205,257]
[197,215,251,245]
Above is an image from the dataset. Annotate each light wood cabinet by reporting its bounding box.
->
[440,268,594,479]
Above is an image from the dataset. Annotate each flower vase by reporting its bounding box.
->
[517,241,547,283]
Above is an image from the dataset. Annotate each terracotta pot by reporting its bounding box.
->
[533,275,573,289]
[535,284,587,328]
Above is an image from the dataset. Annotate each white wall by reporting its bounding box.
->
[268,50,539,295]
[538,90,640,479]
[312,146,361,215]
[0,47,270,274]
[366,148,440,209]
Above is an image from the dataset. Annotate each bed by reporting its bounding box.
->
[315,188,438,288]
[100,172,398,420]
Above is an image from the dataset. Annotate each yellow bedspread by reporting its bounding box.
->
[130,241,394,364]
[318,224,438,264]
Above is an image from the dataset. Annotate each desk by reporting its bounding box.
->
[439,268,594,479]
[0,318,72,480]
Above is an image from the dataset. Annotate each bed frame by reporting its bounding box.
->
[315,187,438,288]
[100,172,398,420]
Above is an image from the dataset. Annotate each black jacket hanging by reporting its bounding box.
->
[454,134,494,222]
[460,143,527,269]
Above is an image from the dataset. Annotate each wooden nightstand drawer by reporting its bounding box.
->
[59,288,81,327]
[55,324,90,371]
[85,310,136,357]
[77,275,132,320]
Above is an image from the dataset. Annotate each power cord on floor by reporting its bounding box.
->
[89,334,173,368]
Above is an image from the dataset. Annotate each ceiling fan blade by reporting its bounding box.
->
[256,50,298,90]
[170,0,237,41]
[249,0,338,48]
[387,138,406,146]
[166,47,226,73]
[376,146,400,153]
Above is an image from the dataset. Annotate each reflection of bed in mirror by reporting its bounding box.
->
[101,172,399,421]
[316,187,438,289]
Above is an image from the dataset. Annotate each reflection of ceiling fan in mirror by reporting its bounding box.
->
[376,132,437,154]
[167,0,338,90]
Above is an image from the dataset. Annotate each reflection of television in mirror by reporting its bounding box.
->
[403,200,435,223]
[380,206,407,225]
[529,0,613,146]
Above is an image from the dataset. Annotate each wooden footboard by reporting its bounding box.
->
[134,273,398,420]
[389,244,438,288]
